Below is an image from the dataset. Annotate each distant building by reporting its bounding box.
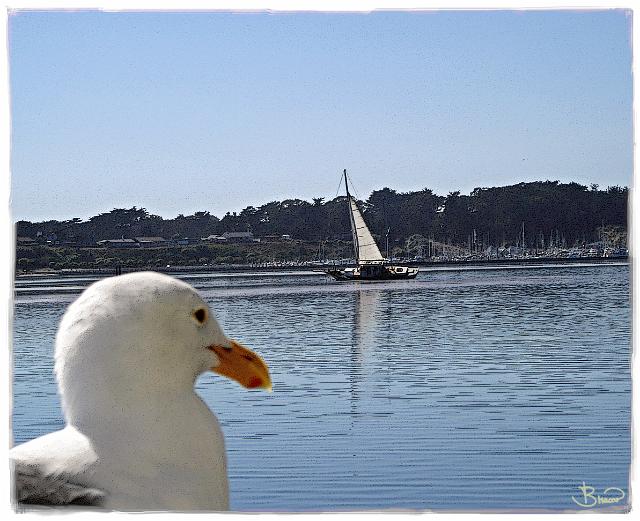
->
[260,234,292,243]
[202,235,227,244]
[97,239,139,249]
[174,237,201,246]
[16,237,36,245]
[223,231,254,243]
[135,237,167,248]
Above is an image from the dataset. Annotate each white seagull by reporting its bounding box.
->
[10,271,272,511]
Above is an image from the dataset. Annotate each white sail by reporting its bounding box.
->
[348,197,384,263]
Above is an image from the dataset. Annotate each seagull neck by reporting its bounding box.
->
[66,380,200,437]
[69,387,205,447]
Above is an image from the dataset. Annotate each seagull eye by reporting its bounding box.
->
[192,308,208,325]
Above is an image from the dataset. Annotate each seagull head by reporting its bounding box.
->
[54,272,271,431]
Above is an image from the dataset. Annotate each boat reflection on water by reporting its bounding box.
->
[347,288,382,424]
[352,288,382,365]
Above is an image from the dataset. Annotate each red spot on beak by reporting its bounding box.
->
[248,376,263,389]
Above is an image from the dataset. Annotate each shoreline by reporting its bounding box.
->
[14,255,629,279]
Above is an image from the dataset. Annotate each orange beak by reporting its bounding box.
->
[209,340,272,391]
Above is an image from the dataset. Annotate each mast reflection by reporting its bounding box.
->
[348,288,382,423]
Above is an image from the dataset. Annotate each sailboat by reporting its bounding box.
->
[327,170,419,281]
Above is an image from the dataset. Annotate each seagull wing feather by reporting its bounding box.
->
[10,427,103,508]
[13,460,105,506]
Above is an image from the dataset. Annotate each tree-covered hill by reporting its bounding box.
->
[16,180,627,250]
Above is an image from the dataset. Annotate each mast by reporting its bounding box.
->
[344,168,350,199]
[344,169,359,264]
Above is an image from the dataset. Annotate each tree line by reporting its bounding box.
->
[16,180,628,251]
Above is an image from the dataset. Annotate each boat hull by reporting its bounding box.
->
[326,264,419,281]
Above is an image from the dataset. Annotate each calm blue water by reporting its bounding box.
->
[12,264,631,512]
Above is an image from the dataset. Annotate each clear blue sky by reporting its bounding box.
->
[9,9,633,222]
